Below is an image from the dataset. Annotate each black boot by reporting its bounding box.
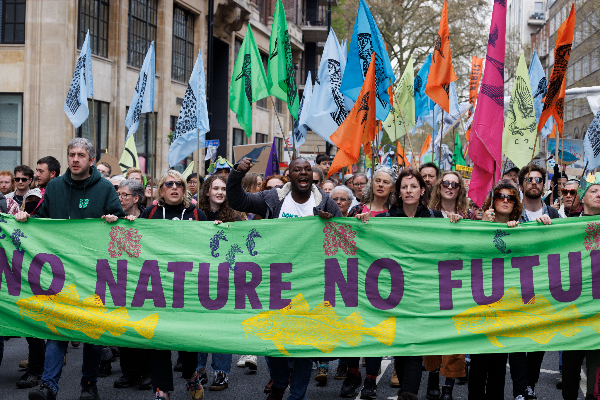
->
[426,371,440,400]
[440,385,453,400]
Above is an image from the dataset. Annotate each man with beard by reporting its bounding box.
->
[419,162,439,201]
[227,156,341,400]
[31,156,61,215]
[518,164,560,223]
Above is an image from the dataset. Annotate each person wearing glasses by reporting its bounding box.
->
[6,165,34,207]
[518,164,559,224]
[116,179,146,219]
[559,180,583,217]
[330,186,354,217]
[481,179,523,227]
[428,171,468,223]
[312,166,325,188]
[186,173,204,200]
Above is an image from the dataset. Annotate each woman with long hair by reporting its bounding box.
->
[481,179,523,228]
[428,171,468,223]
[348,166,395,220]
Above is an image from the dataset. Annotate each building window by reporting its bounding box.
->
[233,128,247,146]
[256,53,268,109]
[169,115,192,173]
[1,0,26,44]
[0,93,23,171]
[256,133,268,143]
[77,100,109,161]
[128,0,157,68]
[172,5,194,83]
[535,2,543,10]
[77,0,110,57]
[275,98,284,114]
[274,137,283,161]
[125,107,157,176]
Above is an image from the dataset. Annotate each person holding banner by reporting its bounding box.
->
[428,171,468,222]
[481,179,523,228]
[15,138,124,400]
[226,156,341,400]
[330,186,354,217]
[349,166,396,220]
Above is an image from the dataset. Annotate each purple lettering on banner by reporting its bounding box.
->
[591,250,600,299]
[270,263,292,309]
[324,258,358,307]
[511,255,540,303]
[131,260,166,308]
[168,262,193,308]
[0,248,23,296]
[365,258,404,310]
[198,263,230,310]
[471,258,504,305]
[234,262,263,309]
[548,252,582,303]
[438,260,463,310]
[95,259,127,306]
[28,253,65,296]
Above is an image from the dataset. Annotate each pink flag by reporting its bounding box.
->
[468,0,506,207]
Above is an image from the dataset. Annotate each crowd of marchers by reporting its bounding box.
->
[1,137,599,400]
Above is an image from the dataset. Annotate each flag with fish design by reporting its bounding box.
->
[340,0,395,121]
[383,56,415,141]
[2,215,600,355]
[529,51,553,138]
[267,0,299,119]
[467,0,506,207]
[293,72,313,148]
[306,29,348,145]
[125,42,155,141]
[64,30,93,129]
[584,108,600,170]
[229,25,269,137]
[168,50,210,167]
[502,53,539,169]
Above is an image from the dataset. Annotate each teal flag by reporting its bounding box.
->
[2,215,600,356]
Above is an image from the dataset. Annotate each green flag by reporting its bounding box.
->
[502,52,539,168]
[452,131,466,170]
[229,25,269,137]
[383,56,414,141]
[267,0,299,119]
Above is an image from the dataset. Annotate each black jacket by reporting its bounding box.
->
[141,203,207,221]
[226,169,342,219]
[375,204,443,218]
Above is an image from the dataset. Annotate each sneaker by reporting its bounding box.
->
[526,386,537,399]
[312,361,318,370]
[138,374,152,390]
[266,385,286,400]
[154,390,171,400]
[264,378,274,393]
[114,374,138,388]
[209,372,228,391]
[19,357,29,370]
[334,364,348,380]
[515,396,525,400]
[80,381,99,400]
[71,342,81,348]
[28,385,56,400]
[340,373,362,398]
[17,372,40,389]
[198,369,209,386]
[390,366,400,387]
[245,355,258,371]
[186,377,205,400]
[315,364,328,385]
[360,377,377,399]
[237,355,248,367]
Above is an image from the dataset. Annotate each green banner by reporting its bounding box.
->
[2,214,600,356]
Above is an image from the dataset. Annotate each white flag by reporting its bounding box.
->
[64,30,93,129]
[125,42,155,140]
[293,72,313,148]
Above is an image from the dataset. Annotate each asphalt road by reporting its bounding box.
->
[0,340,582,400]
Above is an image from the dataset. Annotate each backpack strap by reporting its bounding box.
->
[193,208,199,221]
[148,205,158,219]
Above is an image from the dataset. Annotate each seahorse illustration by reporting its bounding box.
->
[226,244,244,271]
[210,230,228,258]
[246,228,262,256]
[493,230,511,254]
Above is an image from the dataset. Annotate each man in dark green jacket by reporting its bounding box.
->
[16,138,124,400]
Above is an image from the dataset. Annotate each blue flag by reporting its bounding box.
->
[340,0,395,121]
[125,42,155,140]
[306,29,348,145]
[64,30,93,129]
[168,50,210,167]
[529,51,553,138]
[414,54,434,119]
[265,137,280,177]
[293,72,313,148]
[415,81,459,141]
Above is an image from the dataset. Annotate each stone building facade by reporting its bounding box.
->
[0,0,332,175]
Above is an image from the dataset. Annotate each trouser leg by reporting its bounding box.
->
[81,343,103,385]
[40,340,68,395]
[26,337,45,376]
[561,350,585,400]
[151,350,174,393]
[509,352,528,398]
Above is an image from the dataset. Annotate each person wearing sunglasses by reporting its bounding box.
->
[312,166,325,188]
[428,171,468,223]
[558,180,582,218]
[518,164,560,224]
[6,165,34,207]
[481,179,523,228]
[330,185,354,217]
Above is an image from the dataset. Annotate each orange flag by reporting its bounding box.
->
[425,0,457,113]
[548,121,563,138]
[465,56,483,147]
[538,3,575,134]
[396,141,410,167]
[328,54,377,178]
[419,134,432,160]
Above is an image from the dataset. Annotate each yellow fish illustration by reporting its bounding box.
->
[242,293,396,356]
[16,285,159,340]
[453,287,600,347]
